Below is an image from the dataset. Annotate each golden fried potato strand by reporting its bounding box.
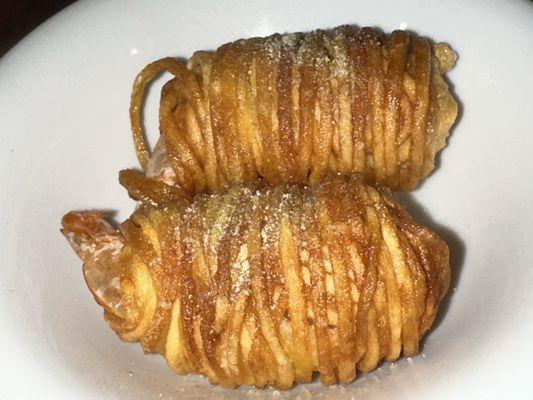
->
[62,177,450,389]
[126,26,457,198]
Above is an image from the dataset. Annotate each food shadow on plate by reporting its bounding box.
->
[394,192,465,338]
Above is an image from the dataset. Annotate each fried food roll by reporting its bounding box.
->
[128,26,457,195]
[62,177,450,389]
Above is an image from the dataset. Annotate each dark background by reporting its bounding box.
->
[0,0,75,57]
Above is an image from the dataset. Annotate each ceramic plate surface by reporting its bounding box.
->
[1,0,533,398]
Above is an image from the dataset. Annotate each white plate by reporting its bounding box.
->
[1,0,532,398]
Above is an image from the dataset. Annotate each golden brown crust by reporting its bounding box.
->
[62,177,450,389]
[126,26,457,198]
[62,25,457,390]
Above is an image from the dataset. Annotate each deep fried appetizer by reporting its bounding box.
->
[62,177,450,388]
[128,26,457,195]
